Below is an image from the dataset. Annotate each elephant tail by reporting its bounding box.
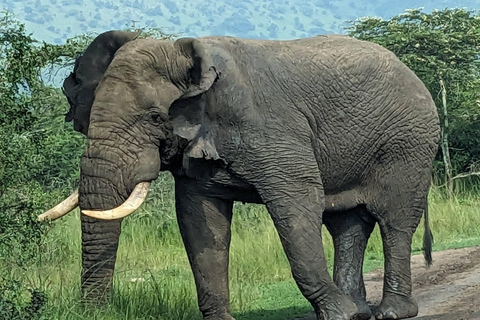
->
[422,206,434,267]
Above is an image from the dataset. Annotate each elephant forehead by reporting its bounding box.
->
[113,39,192,89]
[96,70,182,113]
[94,78,135,103]
[102,41,186,102]
[113,39,177,72]
[107,54,157,79]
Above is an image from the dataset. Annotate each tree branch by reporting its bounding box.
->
[451,171,480,181]
[436,171,480,188]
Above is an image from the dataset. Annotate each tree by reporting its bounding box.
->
[347,8,480,195]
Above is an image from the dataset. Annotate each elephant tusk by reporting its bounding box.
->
[81,182,151,220]
[38,190,79,221]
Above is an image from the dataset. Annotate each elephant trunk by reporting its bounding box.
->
[77,122,160,302]
[81,214,122,303]
[78,153,130,303]
[80,181,150,300]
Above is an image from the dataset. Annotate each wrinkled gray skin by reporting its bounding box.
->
[63,30,440,320]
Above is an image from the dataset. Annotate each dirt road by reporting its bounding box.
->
[366,246,480,319]
[297,246,480,320]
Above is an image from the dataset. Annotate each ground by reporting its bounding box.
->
[367,245,480,319]
[297,246,480,320]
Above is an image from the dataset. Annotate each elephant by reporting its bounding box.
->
[41,30,440,320]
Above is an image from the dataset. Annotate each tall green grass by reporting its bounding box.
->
[5,173,480,320]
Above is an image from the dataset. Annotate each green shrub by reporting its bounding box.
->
[0,11,87,318]
[0,276,49,320]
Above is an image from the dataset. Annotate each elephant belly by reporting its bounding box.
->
[324,188,365,213]
[180,159,264,204]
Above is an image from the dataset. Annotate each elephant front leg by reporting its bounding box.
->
[175,177,235,320]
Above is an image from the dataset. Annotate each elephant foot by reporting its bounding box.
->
[376,294,418,319]
[351,299,372,320]
[314,294,358,320]
[293,302,370,320]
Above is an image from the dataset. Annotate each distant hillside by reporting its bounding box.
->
[1,0,477,44]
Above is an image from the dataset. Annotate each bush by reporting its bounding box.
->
[0,11,87,318]
[0,277,49,320]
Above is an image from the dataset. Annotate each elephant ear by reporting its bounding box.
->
[170,38,221,163]
[63,30,141,135]
[170,95,221,164]
[175,38,220,99]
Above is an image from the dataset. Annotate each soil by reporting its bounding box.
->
[296,245,480,320]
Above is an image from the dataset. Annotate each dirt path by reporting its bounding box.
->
[296,246,480,320]
[366,245,480,319]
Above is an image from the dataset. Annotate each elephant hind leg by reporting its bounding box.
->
[366,166,432,319]
[324,206,376,320]
[373,208,422,320]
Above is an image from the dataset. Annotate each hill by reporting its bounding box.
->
[1,0,478,44]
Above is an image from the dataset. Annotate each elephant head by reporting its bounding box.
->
[63,30,140,135]
[41,31,219,303]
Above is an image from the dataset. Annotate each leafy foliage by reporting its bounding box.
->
[0,277,49,320]
[0,10,86,258]
[347,8,480,176]
[0,11,89,318]
[0,11,88,187]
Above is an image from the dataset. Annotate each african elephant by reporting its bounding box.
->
[42,30,440,320]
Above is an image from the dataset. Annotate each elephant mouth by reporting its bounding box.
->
[38,181,151,221]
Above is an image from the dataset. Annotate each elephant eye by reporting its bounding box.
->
[149,111,167,124]
[151,113,162,123]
